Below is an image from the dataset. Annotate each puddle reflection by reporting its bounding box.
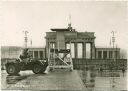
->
[80,68,127,91]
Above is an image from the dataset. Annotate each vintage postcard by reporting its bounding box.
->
[1,1,128,91]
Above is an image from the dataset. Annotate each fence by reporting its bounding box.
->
[72,59,127,70]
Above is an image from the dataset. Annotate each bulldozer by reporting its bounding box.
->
[5,48,48,75]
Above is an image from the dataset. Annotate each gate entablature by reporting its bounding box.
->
[46,31,95,42]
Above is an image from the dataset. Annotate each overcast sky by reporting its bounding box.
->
[0,1,128,50]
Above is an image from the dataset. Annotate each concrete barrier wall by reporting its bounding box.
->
[72,59,127,70]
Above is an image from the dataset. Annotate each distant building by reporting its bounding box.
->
[1,46,22,69]
[1,46,46,59]
[95,47,120,59]
[1,46,22,59]
[1,46,46,69]
[28,47,46,59]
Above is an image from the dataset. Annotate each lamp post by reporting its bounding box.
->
[111,31,116,89]
[23,31,29,48]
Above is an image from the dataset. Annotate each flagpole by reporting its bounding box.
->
[110,37,111,47]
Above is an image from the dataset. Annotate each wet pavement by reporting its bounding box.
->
[1,69,128,91]
[1,69,84,90]
[94,77,127,91]
[77,70,127,91]
[1,70,34,90]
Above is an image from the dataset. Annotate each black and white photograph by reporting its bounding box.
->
[0,1,128,91]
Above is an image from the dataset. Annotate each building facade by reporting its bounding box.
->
[28,47,46,59]
[95,47,120,59]
[1,46,22,59]
[1,46,46,60]
[1,46,22,69]
[1,46,46,69]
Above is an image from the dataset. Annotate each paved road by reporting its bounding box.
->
[1,70,34,90]
[2,69,127,91]
[2,69,84,90]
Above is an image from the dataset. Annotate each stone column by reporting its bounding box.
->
[32,51,34,58]
[46,41,49,58]
[91,42,95,59]
[43,51,45,59]
[112,51,114,59]
[96,51,98,59]
[117,51,120,59]
[38,51,40,59]
[74,42,77,58]
[83,42,86,58]
[107,51,109,59]
[46,42,48,59]
[101,50,103,59]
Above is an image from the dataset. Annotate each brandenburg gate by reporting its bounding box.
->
[45,26,96,59]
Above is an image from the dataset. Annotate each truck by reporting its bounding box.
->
[5,48,48,75]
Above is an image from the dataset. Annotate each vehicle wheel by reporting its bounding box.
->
[6,64,20,75]
[32,64,42,74]
[40,67,47,73]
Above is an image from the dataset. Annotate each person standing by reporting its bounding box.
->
[99,65,103,76]
[122,67,125,77]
